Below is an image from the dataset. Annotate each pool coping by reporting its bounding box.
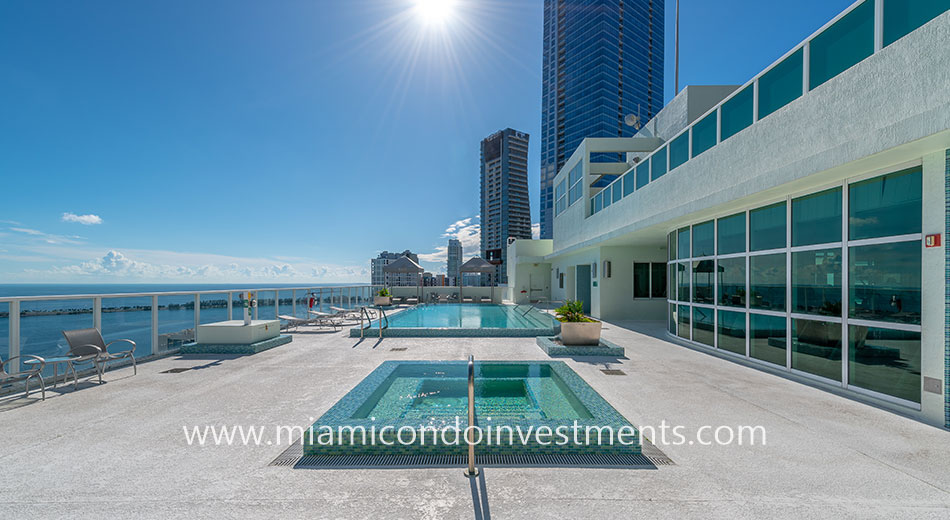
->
[303,360,641,457]
[348,304,560,338]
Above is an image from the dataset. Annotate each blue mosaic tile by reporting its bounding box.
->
[536,336,625,357]
[180,334,292,355]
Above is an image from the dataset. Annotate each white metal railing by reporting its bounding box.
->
[0,285,382,375]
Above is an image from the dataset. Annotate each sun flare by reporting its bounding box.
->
[414,0,456,25]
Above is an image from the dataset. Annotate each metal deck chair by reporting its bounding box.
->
[1,354,46,400]
[62,328,136,384]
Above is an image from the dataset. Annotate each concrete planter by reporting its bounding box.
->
[374,296,392,306]
[559,321,602,346]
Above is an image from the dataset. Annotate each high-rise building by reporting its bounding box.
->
[480,128,531,284]
[540,0,665,239]
[370,250,420,286]
[446,238,462,285]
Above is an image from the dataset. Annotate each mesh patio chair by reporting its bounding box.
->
[0,355,46,400]
[62,328,136,384]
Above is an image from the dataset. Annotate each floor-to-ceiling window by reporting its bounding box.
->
[667,166,923,406]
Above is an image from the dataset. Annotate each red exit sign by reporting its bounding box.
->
[925,234,941,248]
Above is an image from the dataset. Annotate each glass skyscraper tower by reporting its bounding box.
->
[540,0,665,239]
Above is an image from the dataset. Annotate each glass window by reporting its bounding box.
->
[612,181,622,203]
[750,253,786,311]
[809,0,874,89]
[692,220,715,257]
[651,146,668,180]
[849,326,921,403]
[670,132,690,170]
[677,227,691,259]
[569,182,582,205]
[718,310,746,355]
[677,262,691,302]
[718,257,746,308]
[634,263,650,298]
[669,262,676,300]
[718,212,746,255]
[692,260,715,304]
[677,304,691,340]
[636,161,650,189]
[849,167,922,240]
[792,249,842,316]
[668,232,677,261]
[622,171,635,197]
[884,0,950,47]
[750,202,786,251]
[590,198,595,215]
[594,192,603,213]
[758,48,804,120]
[651,263,667,298]
[791,318,842,381]
[692,307,715,347]
[691,111,717,157]
[669,303,677,335]
[750,313,787,366]
[792,187,841,246]
[603,189,612,209]
[849,241,921,325]
[720,85,754,141]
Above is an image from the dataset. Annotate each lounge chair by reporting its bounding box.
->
[479,296,492,303]
[307,310,344,330]
[438,294,448,303]
[462,296,474,303]
[405,296,419,305]
[1,354,46,400]
[62,328,136,384]
[392,296,405,306]
[330,306,361,321]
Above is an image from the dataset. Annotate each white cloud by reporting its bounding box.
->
[62,212,103,225]
[417,216,483,264]
[9,227,84,245]
[531,222,540,240]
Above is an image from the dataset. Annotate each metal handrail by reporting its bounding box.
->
[465,354,478,477]
[359,307,372,339]
[377,307,389,339]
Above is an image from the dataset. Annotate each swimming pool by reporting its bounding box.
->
[304,361,640,457]
[348,304,559,337]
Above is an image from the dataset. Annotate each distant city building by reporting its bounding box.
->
[371,250,420,286]
[446,238,462,285]
[539,0,665,239]
[480,128,532,284]
[422,273,448,287]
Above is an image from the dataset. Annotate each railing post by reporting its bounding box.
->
[227,292,233,321]
[292,289,296,317]
[151,295,159,355]
[194,294,200,334]
[319,289,324,312]
[465,354,478,477]
[275,291,279,318]
[93,297,102,331]
[9,301,20,374]
[253,291,259,320]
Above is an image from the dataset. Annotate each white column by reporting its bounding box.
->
[292,289,296,317]
[151,295,159,355]
[93,297,102,331]
[802,42,811,94]
[194,294,200,334]
[227,292,233,320]
[9,301,20,374]
[874,0,884,52]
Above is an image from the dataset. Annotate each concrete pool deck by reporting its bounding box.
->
[1,319,949,518]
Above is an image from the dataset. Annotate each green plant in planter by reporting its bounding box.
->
[377,288,391,297]
[554,300,596,323]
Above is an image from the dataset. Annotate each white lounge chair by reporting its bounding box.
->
[405,296,419,305]
[462,296,474,303]
[479,296,491,303]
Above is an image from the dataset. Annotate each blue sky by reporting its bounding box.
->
[0,0,854,283]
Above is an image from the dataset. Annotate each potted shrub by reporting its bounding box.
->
[374,288,393,306]
[555,300,601,346]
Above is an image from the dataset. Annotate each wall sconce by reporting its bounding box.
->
[603,260,612,278]
[591,262,597,279]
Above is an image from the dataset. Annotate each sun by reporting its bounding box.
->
[414,0,456,26]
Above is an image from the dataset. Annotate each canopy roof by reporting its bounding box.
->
[382,256,424,273]
[459,256,495,273]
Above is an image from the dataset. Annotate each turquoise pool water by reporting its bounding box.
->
[387,304,554,329]
[352,362,592,424]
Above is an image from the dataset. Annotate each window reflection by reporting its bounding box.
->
[750,313,786,366]
[849,241,921,325]
[849,326,920,403]
[718,310,746,355]
[750,254,786,311]
[792,249,842,316]
[791,319,842,381]
[717,257,746,308]
[692,260,714,304]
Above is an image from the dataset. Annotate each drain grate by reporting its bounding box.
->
[600,369,626,376]
[160,368,192,374]
[390,347,408,352]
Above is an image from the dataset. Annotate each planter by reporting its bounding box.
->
[559,321,602,346]
[374,296,392,306]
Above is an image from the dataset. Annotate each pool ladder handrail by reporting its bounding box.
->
[465,354,478,477]
[359,306,388,339]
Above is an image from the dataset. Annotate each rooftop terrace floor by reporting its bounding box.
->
[2,319,949,519]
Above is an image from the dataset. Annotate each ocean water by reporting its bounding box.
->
[0,284,369,365]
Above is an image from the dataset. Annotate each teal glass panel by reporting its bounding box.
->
[677,262,691,302]
[750,202,786,251]
[849,241,921,325]
[849,167,922,240]
[718,212,746,255]
[757,48,804,119]
[669,303,677,335]
[884,0,950,47]
[668,231,677,261]
[792,187,842,246]
[720,85,754,141]
[750,313,787,366]
[750,253,786,311]
[612,181,622,203]
[692,220,715,257]
[651,147,668,180]
[669,132,690,170]
[101,296,153,358]
[718,310,746,355]
[809,0,874,89]
[718,257,746,308]
[691,111,717,158]
[652,263,667,298]
[692,260,714,304]
[594,192,603,213]
[792,248,842,316]
[791,318,842,381]
[19,299,93,362]
[622,171,635,197]
[849,326,921,403]
[669,263,676,300]
[0,302,7,363]
[602,189,612,209]
[677,305,691,340]
[636,161,650,189]
[677,227,691,259]
[692,307,715,347]
[590,198,595,215]
[634,263,650,298]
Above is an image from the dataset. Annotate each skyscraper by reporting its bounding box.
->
[480,128,531,284]
[539,0,665,238]
[446,238,462,285]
